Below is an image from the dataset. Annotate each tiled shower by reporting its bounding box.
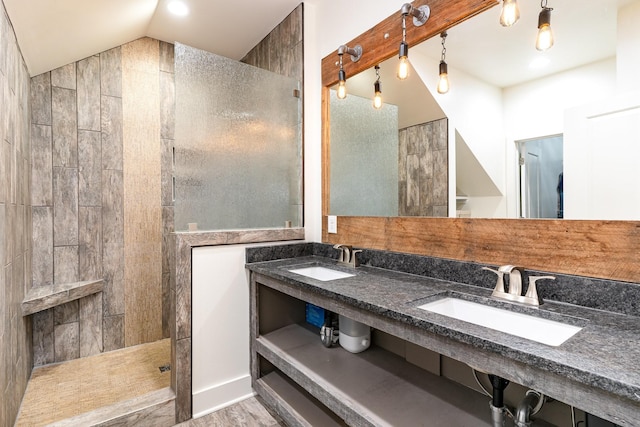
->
[28,38,175,366]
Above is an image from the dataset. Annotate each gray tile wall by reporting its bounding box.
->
[398,118,448,217]
[29,41,175,364]
[0,1,33,426]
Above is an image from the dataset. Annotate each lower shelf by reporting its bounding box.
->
[256,324,495,426]
[256,371,347,427]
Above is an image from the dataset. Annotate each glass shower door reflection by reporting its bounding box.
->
[174,43,302,231]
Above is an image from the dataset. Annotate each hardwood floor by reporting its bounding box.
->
[176,397,285,426]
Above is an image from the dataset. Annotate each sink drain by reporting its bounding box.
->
[159,364,171,373]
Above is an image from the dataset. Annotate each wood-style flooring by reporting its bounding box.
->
[176,397,285,426]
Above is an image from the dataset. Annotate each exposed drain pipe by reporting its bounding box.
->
[489,374,510,427]
[515,390,545,427]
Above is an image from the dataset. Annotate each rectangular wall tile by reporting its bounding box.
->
[122,38,163,346]
[80,292,103,357]
[102,169,123,243]
[0,204,4,268]
[54,300,79,325]
[32,310,54,366]
[32,206,53,287]
[161,138,173,206]
[159,42,174,73]
[77,56,101,131]
[101,95,123,170]
[52,87,78,167]
[103,242,124,316]
[78,130,101,207]
[53,167,78,246]
[100,47,122,98]
[31,124,53,206]
[160,72,174,140]
[54,321,79,362]
[103,314,124,351]
[30,72,52,125]
[79,206,102,281]
[51,63,76,89]
[53,245,79,284]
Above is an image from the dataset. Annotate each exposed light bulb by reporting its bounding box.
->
[437,61,449,94]
[397,42,409,80]
[373,81,382,109]
[536,22,554,51]
[500,0,520,27]
[337,68,347,99]
[397,57,409,80]
[337,81,347,99]
[536,7,554,51]
[373,92,383,109]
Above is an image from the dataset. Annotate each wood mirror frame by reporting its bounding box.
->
[320,0,640,283]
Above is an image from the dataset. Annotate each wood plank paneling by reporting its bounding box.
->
[122,38,163,346]
[323,216,640,283]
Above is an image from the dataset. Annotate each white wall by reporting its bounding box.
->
[192,245,254,417]
[617,1,640,92]
[502,59,616,217]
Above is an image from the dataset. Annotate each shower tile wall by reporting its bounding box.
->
[29,38,174,365]
[0,1,33,426]
[398,118,448,217]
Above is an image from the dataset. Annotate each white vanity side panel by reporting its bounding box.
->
[192,245,253,417]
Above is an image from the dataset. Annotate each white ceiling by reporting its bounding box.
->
[4,0,637,82]
[4,0,303,76]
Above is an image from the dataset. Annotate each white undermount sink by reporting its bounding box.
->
[288,266,355,282]
[418,297,583,347]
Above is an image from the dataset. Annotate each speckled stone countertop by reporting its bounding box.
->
[246,244,640,423]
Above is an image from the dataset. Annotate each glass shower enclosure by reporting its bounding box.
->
[174,43,302,231]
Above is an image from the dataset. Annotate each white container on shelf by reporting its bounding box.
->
[339,315,371,353]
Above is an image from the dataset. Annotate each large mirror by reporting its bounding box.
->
[328,0,640,220]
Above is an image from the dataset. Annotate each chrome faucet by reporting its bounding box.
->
[482,265,555,306]
[333,244,361,268]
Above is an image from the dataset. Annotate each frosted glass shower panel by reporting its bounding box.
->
[174,43,302,231]
[330,90,399,216]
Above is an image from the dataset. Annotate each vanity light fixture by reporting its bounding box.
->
[336,44,363,100]
[397,3,431,80]
[535,0,554,51]
[499,0,520,27]
[373,65,383,109]
[437,32,450,94]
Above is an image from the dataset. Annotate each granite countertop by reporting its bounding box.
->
[247,255,640,412]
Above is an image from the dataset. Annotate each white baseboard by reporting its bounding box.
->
[192,374,254,419]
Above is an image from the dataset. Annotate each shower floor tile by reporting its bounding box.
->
[16,338,171,426]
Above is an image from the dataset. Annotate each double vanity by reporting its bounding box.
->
[246,243,640,426]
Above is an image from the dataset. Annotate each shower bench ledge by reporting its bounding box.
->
[21,279,104,316]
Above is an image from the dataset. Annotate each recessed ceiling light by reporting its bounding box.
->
[529,57,550,69]
[167,0,189,16]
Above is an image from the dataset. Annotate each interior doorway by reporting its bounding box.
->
[517,135,563,218]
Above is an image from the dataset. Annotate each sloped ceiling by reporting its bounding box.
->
[4,0,303,76]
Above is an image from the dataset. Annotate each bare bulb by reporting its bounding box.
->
[500,0,520,27]
[397,57,409,80]
[337,81,347,99]
[437,73,449,94]
[437,61,449,94]
[373,92,383,109]
[536,24,554,51]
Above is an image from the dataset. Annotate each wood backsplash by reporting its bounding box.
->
[322,216,640,283]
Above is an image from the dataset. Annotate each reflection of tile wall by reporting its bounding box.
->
[29,38,174,365]
[1,2,33,425]
[398,118,448,217]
